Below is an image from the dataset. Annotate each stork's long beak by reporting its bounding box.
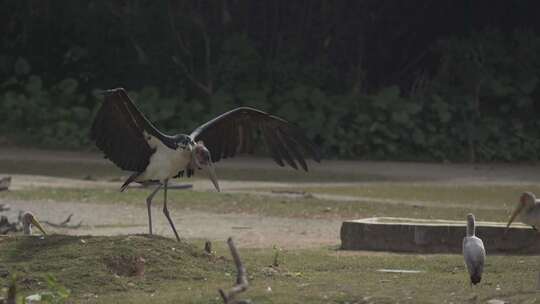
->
[506,202,525,229]
[207,162,220,192]
[30,216,47,236]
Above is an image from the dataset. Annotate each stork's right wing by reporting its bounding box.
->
[189,107,321,171]
[90,88,176,172]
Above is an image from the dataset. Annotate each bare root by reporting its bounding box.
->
[218,237,250,304]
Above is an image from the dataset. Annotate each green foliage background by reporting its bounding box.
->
[1,1,539,161]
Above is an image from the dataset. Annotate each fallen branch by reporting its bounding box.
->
[0,176,11,191]
[219,237,250,304]
[0,216,18,235]
[42,214,82,229]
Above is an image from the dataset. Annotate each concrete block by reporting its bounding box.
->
[340,217,540,254]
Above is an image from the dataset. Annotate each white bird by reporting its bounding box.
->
[506,192,540,231]
[21,212,47,236]
[90,88,321,241]
[463,213,485,286]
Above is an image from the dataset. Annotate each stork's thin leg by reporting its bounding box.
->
[146,184,163,236]
[162,179,181,241]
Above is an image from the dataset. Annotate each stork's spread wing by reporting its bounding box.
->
[90,88,176,172]
[190,107,321,171]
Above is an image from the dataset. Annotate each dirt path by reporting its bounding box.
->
[5,174,291,191]
[0,198,340,249]
[2,147,540,183]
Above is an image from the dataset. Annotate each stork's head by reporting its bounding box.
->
[21,212,47,236]
[192,141,220,192]
[466,213,476,236]
[466,213,475,224]
[507,192,536,229]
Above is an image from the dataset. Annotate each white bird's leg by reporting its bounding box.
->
[162,179,181,241]
[146,184,163,236]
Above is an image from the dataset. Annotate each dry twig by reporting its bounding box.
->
[204,240,213,255]
[219,237,250,304]
[6,278,16,304]
[42,214,82,229]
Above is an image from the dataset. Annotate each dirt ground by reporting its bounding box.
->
[1,172,344,249]
[1,147,540,249]
[1,197,340,249]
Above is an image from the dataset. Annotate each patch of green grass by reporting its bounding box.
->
[298,183,540,209]
[0,186,513,222]
[1,236,538,303]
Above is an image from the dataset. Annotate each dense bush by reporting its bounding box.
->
[0,72,95,148]
[1,29,540,161]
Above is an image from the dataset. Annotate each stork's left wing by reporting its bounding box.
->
[190,107,321,171]
[90,88,177,172]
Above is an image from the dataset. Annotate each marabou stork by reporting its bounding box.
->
[90,88,321,241]
[462,213,485,286]
[506,192,540,231]
[21,212,47,236]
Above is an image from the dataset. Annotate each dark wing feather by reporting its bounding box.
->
[278,129,308,171]
[90,88,176,172]
[190,107,321,171]
[262,125,285,167]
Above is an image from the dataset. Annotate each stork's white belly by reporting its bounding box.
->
[138,135,191,182]
[462,236,485,275]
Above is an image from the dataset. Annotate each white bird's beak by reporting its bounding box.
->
[506,202,525,229]
[207,162,220,192]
